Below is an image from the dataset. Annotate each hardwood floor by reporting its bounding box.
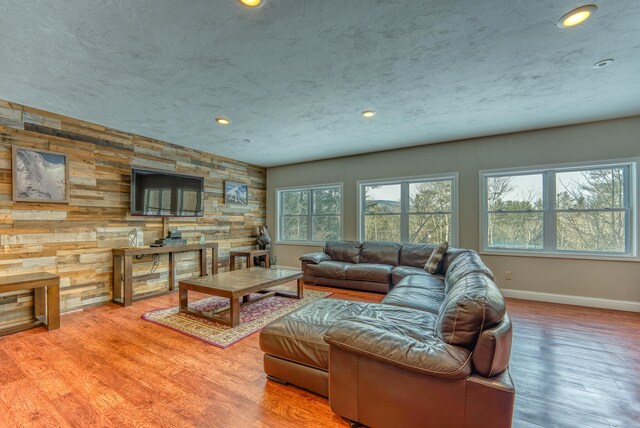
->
[0,285,638,427]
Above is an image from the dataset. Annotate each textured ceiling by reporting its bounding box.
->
[1,1,639,167]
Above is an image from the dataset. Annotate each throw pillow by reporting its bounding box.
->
[424,241,449,274]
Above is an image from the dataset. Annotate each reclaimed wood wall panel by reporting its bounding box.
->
[0,99,266,324]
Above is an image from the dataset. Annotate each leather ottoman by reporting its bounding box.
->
[259,298,374,397]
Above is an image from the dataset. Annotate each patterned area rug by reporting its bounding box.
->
[141,285,332,348]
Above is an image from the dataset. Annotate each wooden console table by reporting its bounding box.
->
[0,272,60,336]
[112,243,218,307]
[229,249,270,271]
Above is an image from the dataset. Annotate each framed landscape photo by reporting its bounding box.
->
[224,181,248,205]
[12,146,69,203]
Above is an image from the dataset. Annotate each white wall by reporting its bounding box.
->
[267,117,640,309]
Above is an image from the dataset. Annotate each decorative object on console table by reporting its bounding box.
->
[254,225,271,266]
[229,249,271,271]
[0,272,60,336]
[269,256,278,269]
[12,146,69,203]
[256,226,271,250]
[152,230,187,246]
[113,243,219,307]
[128,227,144,247]
[224,181,248,205]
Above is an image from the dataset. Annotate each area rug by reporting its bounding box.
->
[141,285,332,348]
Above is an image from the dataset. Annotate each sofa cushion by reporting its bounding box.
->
[299,252,332,264]
[324,306,472,379]
[391,265,433,285]
[436,273,506,350]
[382,276,446,315]
[444,251,494,294]
[424,241,448,274]
[399,243,436,268]
[324,241,361,264]
[439,247,471,275]
[345,263,393,284]
[306,261,351,280]
[360,241,401,266]
[260,299,375,371]
[473,313,512,378]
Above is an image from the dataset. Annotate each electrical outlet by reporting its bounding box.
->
[504,271,512,280]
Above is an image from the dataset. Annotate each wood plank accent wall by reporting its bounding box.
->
[0,99,266,325]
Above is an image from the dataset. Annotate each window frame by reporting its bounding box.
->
[357,173,459,245]
[275,183,344,245]
[480,159,639,261]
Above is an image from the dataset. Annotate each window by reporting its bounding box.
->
[481,161,637,258]
[277,184,342,243]
[359,174,457,244]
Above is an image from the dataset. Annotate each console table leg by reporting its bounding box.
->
[229,255,236,271]
[123,255,133,307]
[169,252,176,291]
[113,254,123,303]
[212,249,218,274]
[34,287,46,321]
[46,284,60,330]
[199,249,207,276]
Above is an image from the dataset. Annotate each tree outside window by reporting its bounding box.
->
[279,185,342,242]
[483,163,635,256]
[361,176,456,244]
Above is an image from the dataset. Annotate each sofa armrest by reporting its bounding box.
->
[299,252,331,264]
[324,316,471,379]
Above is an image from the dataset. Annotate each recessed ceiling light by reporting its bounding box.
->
[238,0,263,7]
[557,5,597,28]
[592,59,614,69]
[215,117,231,125]
[361,110,376,118]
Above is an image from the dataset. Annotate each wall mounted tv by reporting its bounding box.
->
[130,169,204,217]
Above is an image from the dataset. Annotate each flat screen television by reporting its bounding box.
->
[130,168,204,217]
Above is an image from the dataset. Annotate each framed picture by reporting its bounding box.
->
[224,181,248,205]
[12,146,69,203]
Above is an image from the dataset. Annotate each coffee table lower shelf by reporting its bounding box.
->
[178,267,304,327]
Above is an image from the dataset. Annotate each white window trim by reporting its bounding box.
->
[479,158,639,261]
[275,183,344,245]
[357,172,459,245]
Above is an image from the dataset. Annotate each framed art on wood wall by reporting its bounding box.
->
[12,146,69,203]
[224,181,248,205]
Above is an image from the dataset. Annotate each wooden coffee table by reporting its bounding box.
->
[178,267,303,327]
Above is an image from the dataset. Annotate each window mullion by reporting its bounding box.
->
[307,190,313,241]
[359,184,364,240]
[401,181,409,242]
[545,170,557,252]
[624,165,632,254]
[278,192,283,241]
[482,175,488,251]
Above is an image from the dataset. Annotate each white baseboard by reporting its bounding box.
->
[500,288,640,313]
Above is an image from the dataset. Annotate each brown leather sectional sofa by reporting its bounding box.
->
[260,241,515,428]
[300,240,468,293]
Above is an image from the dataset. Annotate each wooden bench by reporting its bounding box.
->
[0,272,60,336]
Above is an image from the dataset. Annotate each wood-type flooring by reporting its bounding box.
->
[0,284,638,427]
